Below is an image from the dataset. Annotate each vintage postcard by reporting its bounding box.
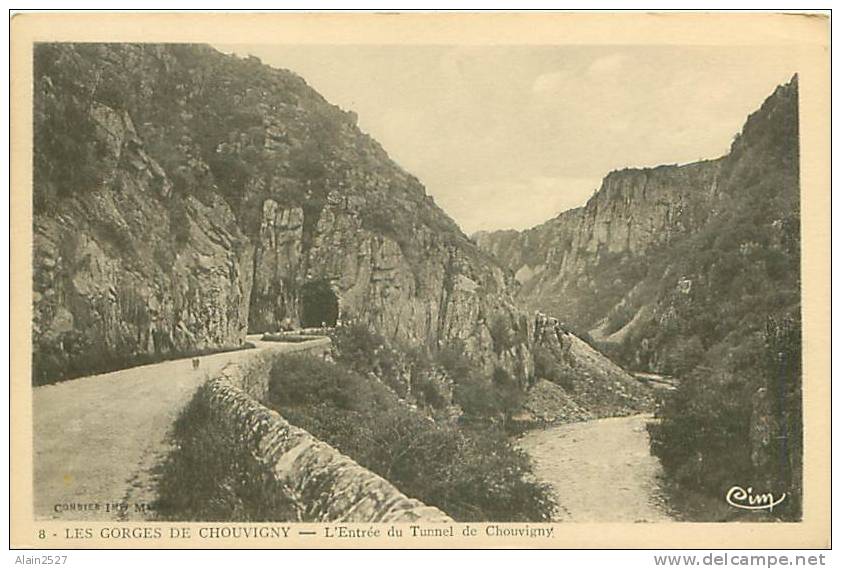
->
[10,12,830,549]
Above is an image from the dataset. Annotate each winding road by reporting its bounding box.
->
[518,414,674,522]
[36,341,672,523]
[32,335,328,520]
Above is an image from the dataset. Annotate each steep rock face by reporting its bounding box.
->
[248,202,303,332]
[33,43,530,384]
[33,97,253,384]
[249,192,533,379]
[476,77,800,375]
[475,159,725,324]
[570,161,723,256]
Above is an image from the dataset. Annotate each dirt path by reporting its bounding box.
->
[518,414,674,522]
[33,336,328,520]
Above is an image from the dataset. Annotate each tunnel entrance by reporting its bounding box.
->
[300,279,339,328]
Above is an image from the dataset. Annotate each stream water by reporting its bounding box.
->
[518,414,675,522]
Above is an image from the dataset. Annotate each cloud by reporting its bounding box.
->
[586,53,628,77]
[437,176,602,234]
[532,70,569,94]
[228,44,801,232]
[533,53,628,96]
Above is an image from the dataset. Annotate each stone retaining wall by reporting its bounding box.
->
[198,343,452,523]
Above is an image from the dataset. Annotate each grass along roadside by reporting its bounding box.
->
[264,354,556,522]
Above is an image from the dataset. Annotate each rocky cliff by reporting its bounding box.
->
[32,43,530,384]
[521,313,652,424]
[476,76,800,375]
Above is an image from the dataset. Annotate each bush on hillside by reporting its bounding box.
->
[266,354,555,522]
[154,385,299,521]
[648,315,802,520]
[330,322,406,396]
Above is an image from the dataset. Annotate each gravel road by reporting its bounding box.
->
[33,336,328,520]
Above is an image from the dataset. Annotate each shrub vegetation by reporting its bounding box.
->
[648,315,802,520]
[154,385,300,521]
[266,353,555,522]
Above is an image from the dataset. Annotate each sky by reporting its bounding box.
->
[215,44,799,234]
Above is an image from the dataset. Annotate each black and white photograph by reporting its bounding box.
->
[10,11,830,550]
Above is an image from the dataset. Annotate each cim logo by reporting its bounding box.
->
[726,486,787,512]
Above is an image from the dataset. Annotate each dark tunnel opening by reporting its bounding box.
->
[300,279,339,328]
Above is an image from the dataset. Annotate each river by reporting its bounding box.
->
[518,414,675,522]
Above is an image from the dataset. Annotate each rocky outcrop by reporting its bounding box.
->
[475,158,725,322]
[527,313,652,423]
[33,98,254,384]
[476,77,800,375]
[197,351,452,522]
[248,202,304,332]
[32,43,530,384]
[519,379,594,425]
[252,189,534,379]
[748,316,803,519]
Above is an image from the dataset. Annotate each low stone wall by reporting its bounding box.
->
[198,344,452,523]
